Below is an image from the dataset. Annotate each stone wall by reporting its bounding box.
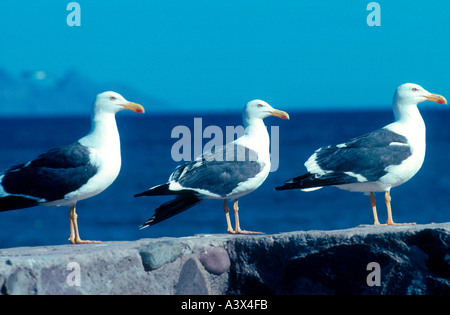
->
[0,223,449,295]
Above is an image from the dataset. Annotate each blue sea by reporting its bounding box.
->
[0,109,449,248]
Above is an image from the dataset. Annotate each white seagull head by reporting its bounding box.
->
[394,83,447,107]
[93,91,145,115]
[243,100,289,124]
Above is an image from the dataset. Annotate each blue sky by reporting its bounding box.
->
[0,1,449,113]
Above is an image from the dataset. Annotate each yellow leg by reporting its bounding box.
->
[232,199,261,235]
[68,205,102,244]
[370,192,381,225]
[384,191,415,226]
[223,200,234,234]
[69,205,77,242]
[385,191,395,225]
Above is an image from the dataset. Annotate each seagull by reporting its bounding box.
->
[135,100,289,234]
[275,83,447,225]
[0,92,145,244]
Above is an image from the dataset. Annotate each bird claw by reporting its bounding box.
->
[384,221,416,226]
[69,237,103,245]
[373,220,416,226]
[228,228,262,235]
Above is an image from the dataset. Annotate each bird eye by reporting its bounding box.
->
[412,88,418,92]
[257,104,263,108]
[110,96,117,101]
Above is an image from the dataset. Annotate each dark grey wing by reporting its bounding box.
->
[0,142,98,210]
[313,128,412,181]
[276,128,412,191]
[170,142,264,197]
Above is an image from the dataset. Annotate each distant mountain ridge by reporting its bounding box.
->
[0,68,167,117]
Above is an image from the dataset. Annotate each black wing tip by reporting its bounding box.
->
[139,195,202,228]
[139,215,158,229]
[134,183,173,198]
[138,221,153,230]
[274,184,287,190]
[134,191,148,198]
[274,183,298,191]
[0,196,40,212]
[274,173,317,191]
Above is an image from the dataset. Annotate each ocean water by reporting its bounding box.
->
[0,109,449,248]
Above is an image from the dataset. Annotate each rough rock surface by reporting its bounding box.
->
[0,223,449,295]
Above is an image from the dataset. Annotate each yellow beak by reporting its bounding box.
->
[426,93,447,105]
[121,102,145,113]
[269,109,290,120]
